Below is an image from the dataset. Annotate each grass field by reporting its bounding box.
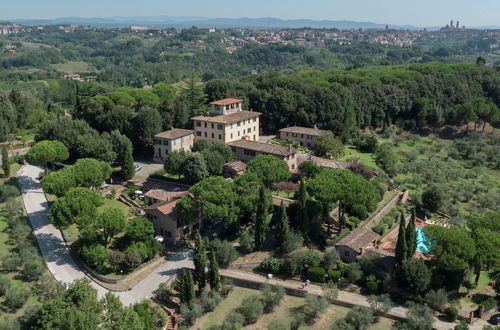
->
[340,146,378,168]
[50,61,95,73]
[192,286,393,330]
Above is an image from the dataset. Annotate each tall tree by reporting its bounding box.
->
[193,232,207,292]
[395,212,408,267]
[406,210,417,258]
[208,249,220,292]
[180,77,208,117]
[297,177,309,239]
[254,186,269,250]
[26,140,69,174]
[1,145,10,177]
[49,187,104,229]
[315,132,343,158]
[95,207,126,247]
[275,202,290,250]
[246,155,291,188]
[178,269,195,304]
[164,150,187,178]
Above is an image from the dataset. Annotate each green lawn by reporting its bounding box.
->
[339,146,378,169]
[100,198,132,215]
[50,61,95,73]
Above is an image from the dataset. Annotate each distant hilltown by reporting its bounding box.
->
[1,19,500,48]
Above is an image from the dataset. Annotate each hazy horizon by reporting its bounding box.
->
[2,0,499,27]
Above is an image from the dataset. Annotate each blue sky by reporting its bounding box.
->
[3,0,499,27]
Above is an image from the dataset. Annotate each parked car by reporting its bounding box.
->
[489,314,500,325]
[134,164,142,172]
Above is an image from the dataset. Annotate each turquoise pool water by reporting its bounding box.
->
[416,227,432,254]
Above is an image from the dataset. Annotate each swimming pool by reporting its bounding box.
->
[416,227,432,254]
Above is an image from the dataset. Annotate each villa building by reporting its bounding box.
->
[143,199,202,245]
[278,126,329,148]
[227,139,298,172]
[335,228,379,263]
[191,98,261,143]
[153,128,195,162]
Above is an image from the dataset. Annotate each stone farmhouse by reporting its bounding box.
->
[143,199,202,245]
[278,126,329,148]
[153,128,194,162]
[227,139,298,172]
[335,227,379,263]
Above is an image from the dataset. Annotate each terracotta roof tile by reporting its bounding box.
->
[191,110,261,124]
[155,129,194,140]
[335,228,379,252]
[209,98,243,105]
[279,126,329,136]
[227,139,297,157]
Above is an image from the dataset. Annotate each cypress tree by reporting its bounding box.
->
[193,232,207,292]
[120,142,135,180]
[178,269,195,304]
[297,177,309,239]
[254,186,269,250]
[395,212,408,267]
[406,210,417,258]
[208,249,220,292]
[276,202,290,250]
[1,145,10,177]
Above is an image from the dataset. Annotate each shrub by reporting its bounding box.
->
[238,229,255,253]
[268,319,290,330]
[345,220,356,230]
[200,288,222,313]
[260,284,285,313]
[223,311,245,329]
[220,278,234,297]
[424,288,448,312]
[307,267,327,283]
[238,295,264,325]
[124,252,142,270]
[328,270,342,283]
[350,216,361,226]
[107,250,125,271]
[303,294,329,322]
[365,275,379,295]
[180,302,203,326]
[281,258,298,276]
[0,274,11,296]
[345,306,374,330]
[323,248,339,270]
[282,231,303,253]
[260,258,285,274]
[0,318,20,330]
[1,253,21,272]
[372,223,388,235]
[157,282,173,304]
[4,286,30,310]
[79,244,108,273]
[210,239,239,267]
[349,204,368,220]
[22,259,45,281]
[482,297,497,310]
[344,263,363,283]
[125,241,151,262]
[322,283,339,303]
[442,306,458,322]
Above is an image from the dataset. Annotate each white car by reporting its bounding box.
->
[134,164,142,172]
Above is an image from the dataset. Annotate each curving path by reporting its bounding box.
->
[17,164,193,306]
